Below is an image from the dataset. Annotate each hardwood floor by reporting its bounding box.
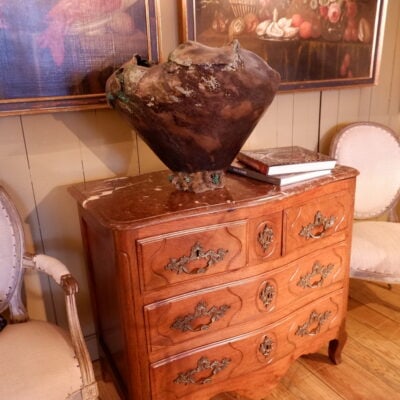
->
[95,279,400,400]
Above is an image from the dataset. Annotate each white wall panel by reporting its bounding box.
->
[292,91,321,150]
[21,114,88,330]
[242,99,278,150]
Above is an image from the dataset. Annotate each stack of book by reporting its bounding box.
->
[228,146,337,186]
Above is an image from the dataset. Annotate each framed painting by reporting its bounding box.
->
[180,0,387,91]
[0,0,160,116]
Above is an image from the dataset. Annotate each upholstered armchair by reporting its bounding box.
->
[0,186,98,400]
[330,122,400,284]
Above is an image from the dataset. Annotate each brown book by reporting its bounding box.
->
[228,160,332,186]
[237,146,336,175]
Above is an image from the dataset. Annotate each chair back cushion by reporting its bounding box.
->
[0,187,24,314]
[330,122,400,219]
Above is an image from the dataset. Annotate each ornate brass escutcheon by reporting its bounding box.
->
[299,210,336,239]
[171,301,231,332]
[173,356,231,385]
[295,310,332,337]
[259,335,274,358]
[259,282,275,308]
[258,224,274,252]
[297,261,334,289]
[165,242,228,275]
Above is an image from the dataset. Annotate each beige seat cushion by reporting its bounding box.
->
[0,320,83,400]
[351,221,400,283]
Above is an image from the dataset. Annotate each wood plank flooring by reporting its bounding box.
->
[95,279,400,400]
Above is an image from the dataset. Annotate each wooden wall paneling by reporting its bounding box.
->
[292,91,321,150]
[336,89,364,123]
[318,90,340,154]
[21,113,94,336]
[58,109,141,180]
[276,93,296,146]
[319,88,369,155]
[94,110,140,178]
[0,116,51,321]
[244,90,320,153]
[357,87,373,122]
[0,116,34,218]
[243,98,279,150]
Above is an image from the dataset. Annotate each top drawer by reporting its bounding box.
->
[137,221,247,292]
[283,190,353,254]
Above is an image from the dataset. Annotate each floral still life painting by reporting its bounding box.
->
[0,0,159,115]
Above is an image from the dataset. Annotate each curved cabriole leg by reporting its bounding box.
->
[328,325,348,365]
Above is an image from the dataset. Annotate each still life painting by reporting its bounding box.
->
[180,0,386,91]
[0,0,159,115]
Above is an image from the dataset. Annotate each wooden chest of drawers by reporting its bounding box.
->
[70,166,357,400]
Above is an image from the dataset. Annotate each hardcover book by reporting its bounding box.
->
[237,146,336,175]
[228,161,332,186]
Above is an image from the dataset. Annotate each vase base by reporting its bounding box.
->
[169,170,225,193]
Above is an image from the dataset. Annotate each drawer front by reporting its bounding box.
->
[284,190,353,254]
[150,292,344,400]
[137,221,247,292]
[145,244,347,354]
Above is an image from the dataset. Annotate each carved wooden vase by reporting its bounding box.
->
[106,40,280,192]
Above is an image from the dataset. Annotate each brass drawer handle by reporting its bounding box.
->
[259,335,274,358]
[165,242,228,275]
[174,356,231,385]
[297,262,334,289]
[299,211,336,239]
[258,224,274,252]
[296,310,332,337]
[259,281,275,308]
[171,301,231,332]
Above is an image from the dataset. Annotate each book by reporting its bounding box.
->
[237,146,336,175]
[228,161,332,186]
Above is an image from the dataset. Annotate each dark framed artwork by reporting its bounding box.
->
[0,0,160,116]
[180,0,387,91]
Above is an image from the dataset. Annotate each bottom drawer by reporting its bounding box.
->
[150,291,344,400]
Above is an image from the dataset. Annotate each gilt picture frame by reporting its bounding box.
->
[0,0,160,116]
[180,0,387,91]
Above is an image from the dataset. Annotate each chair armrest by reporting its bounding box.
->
[23,253,98,398]
[23,253,75,292]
